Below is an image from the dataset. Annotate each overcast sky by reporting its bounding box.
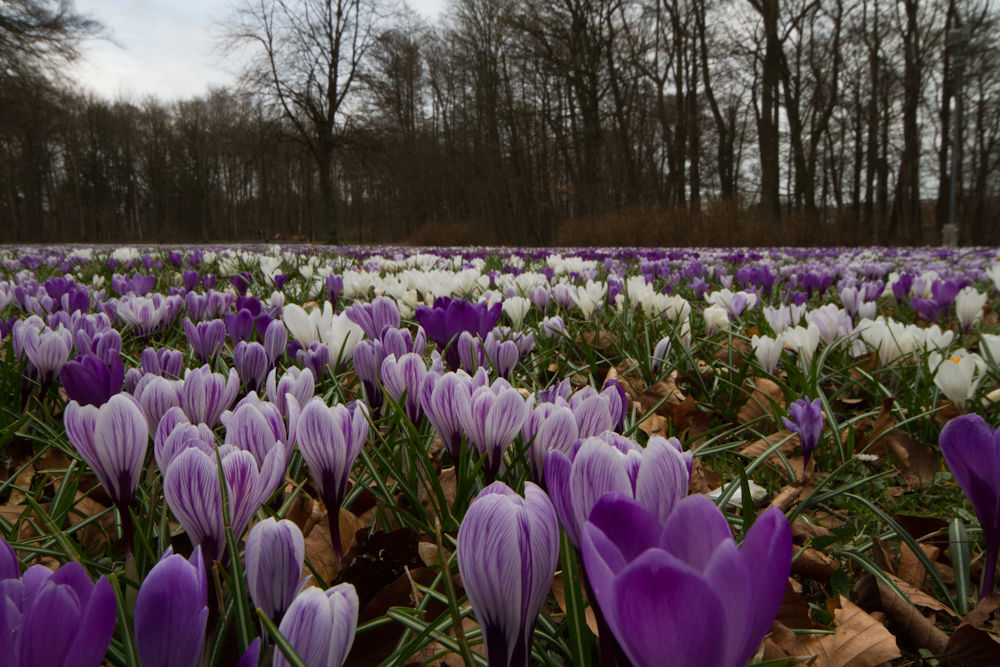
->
[74,0,446,101]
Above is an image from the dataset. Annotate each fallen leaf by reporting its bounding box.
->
[737,378,785,428]
[791,517,834,544]
[9,462,35,505]
[551,570,599,636]
[789,596,902,667]
[792,548,839,583]
[854,573,949,656]
[636,413,669,437]
[898,541,928,590]
[885,430,938,490]
[961,593,1000,628]
[688,458,721,495]
[777,579,829,630]
[941,624,1000,666]
[303,507,361,585]
[769,486,802,513]
[740,430,801,465]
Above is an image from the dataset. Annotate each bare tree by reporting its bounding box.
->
[223,0,385,243]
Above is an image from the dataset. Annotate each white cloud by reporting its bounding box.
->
[74,0,446,101]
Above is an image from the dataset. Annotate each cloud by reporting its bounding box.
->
[74,0,446,101]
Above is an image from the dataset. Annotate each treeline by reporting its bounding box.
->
[2,0,1000,246]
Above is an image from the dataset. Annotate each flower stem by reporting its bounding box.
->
[982,537,999,600]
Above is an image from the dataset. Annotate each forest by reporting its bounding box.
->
[1,0,999,246]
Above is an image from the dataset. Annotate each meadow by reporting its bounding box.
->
[1,243,999,667]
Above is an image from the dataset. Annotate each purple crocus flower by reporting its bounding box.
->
[781,397,824,470]
[183,318,226,366]
[181,366,240,428]
[581,494,792,667]
[183,270,200,292]
[133,546,208,667]
[0,551,118,667]
[59,352,124,407]
[416,296,502,370]
[234,341,269,394]
[296,398,370,563]
[521,402,578,483]
[326,274,344,310]
[19,324,72,389]
[939,414,1000,598]
[296,342,330,381]
[153,407,215,472]
[141,347,184,379]
[264,319,288,369]
[133,374,183,436]
[226,309,255,345]
[352,338,386,412]
[245,518,306,625]
[221,393,295,468]
[345,296,400,341]
[381,325,426,358]
[381,353,428,425]
[230,272,252,296]
[457,482,559,667]
[545,434,692,549]
[456,378,529,483]
[64,393,148,551]
[273,583,358,667]
[266,367,315,419]
[420,370,488,461]
[164,443,285,565]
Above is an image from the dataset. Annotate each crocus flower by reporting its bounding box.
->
[457,482,559,667]
[781,397,824,470]
[521,402,578,483]
[183,318,226,366]
[65,393,148,551]
[296,398,370,562]
[345,295,400,341]
[0,553,118,667]
[416,296,502,370]
[940,414,1000,598]
[181,365,240,428]
[133,546,208,667]
[651,336,671,376]
[751,334,783,375]
[545,434,692,549]
[59,352,124,407]
[264,319,288,369]
[234,341,269,394]
[326,274,344,309]
[352,339,386,412]
[956,287,987,332]
[581,494,792,667]
[703,305,729,335]
[273,583,358,667]
[267,367,315,418]
[420,370,487,461]
[134,374,183,435]
[141,347,184,379]
[541,316,564,339]
[153,406,215,472]
[19,324,72,389]
[164,444,285,565]
[381,353,428,425]
[457,378,529,482]
[226,308,255,344]
[929,349,986,412]
[245,518,306,625]
[221,393,296,468]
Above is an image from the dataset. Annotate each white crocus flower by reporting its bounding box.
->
[929,349,986,411]
[703,305,729,335]
[955,287,987,332]
[751,334,783,374]
[503,297,532,330]
[982,333,1000,366]
[572,281,606,319]
[781,323,821,367]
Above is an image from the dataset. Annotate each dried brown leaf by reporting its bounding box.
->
[790,596,902,667]
[741,430,801,465]
[551,571,599,636]
[737,378,785,427]
[885,430,938,490]
[792,548,839,583]
[941,624,1000,666]
[854,573,949,656]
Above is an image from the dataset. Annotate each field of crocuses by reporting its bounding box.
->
[4,243,1000,667]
